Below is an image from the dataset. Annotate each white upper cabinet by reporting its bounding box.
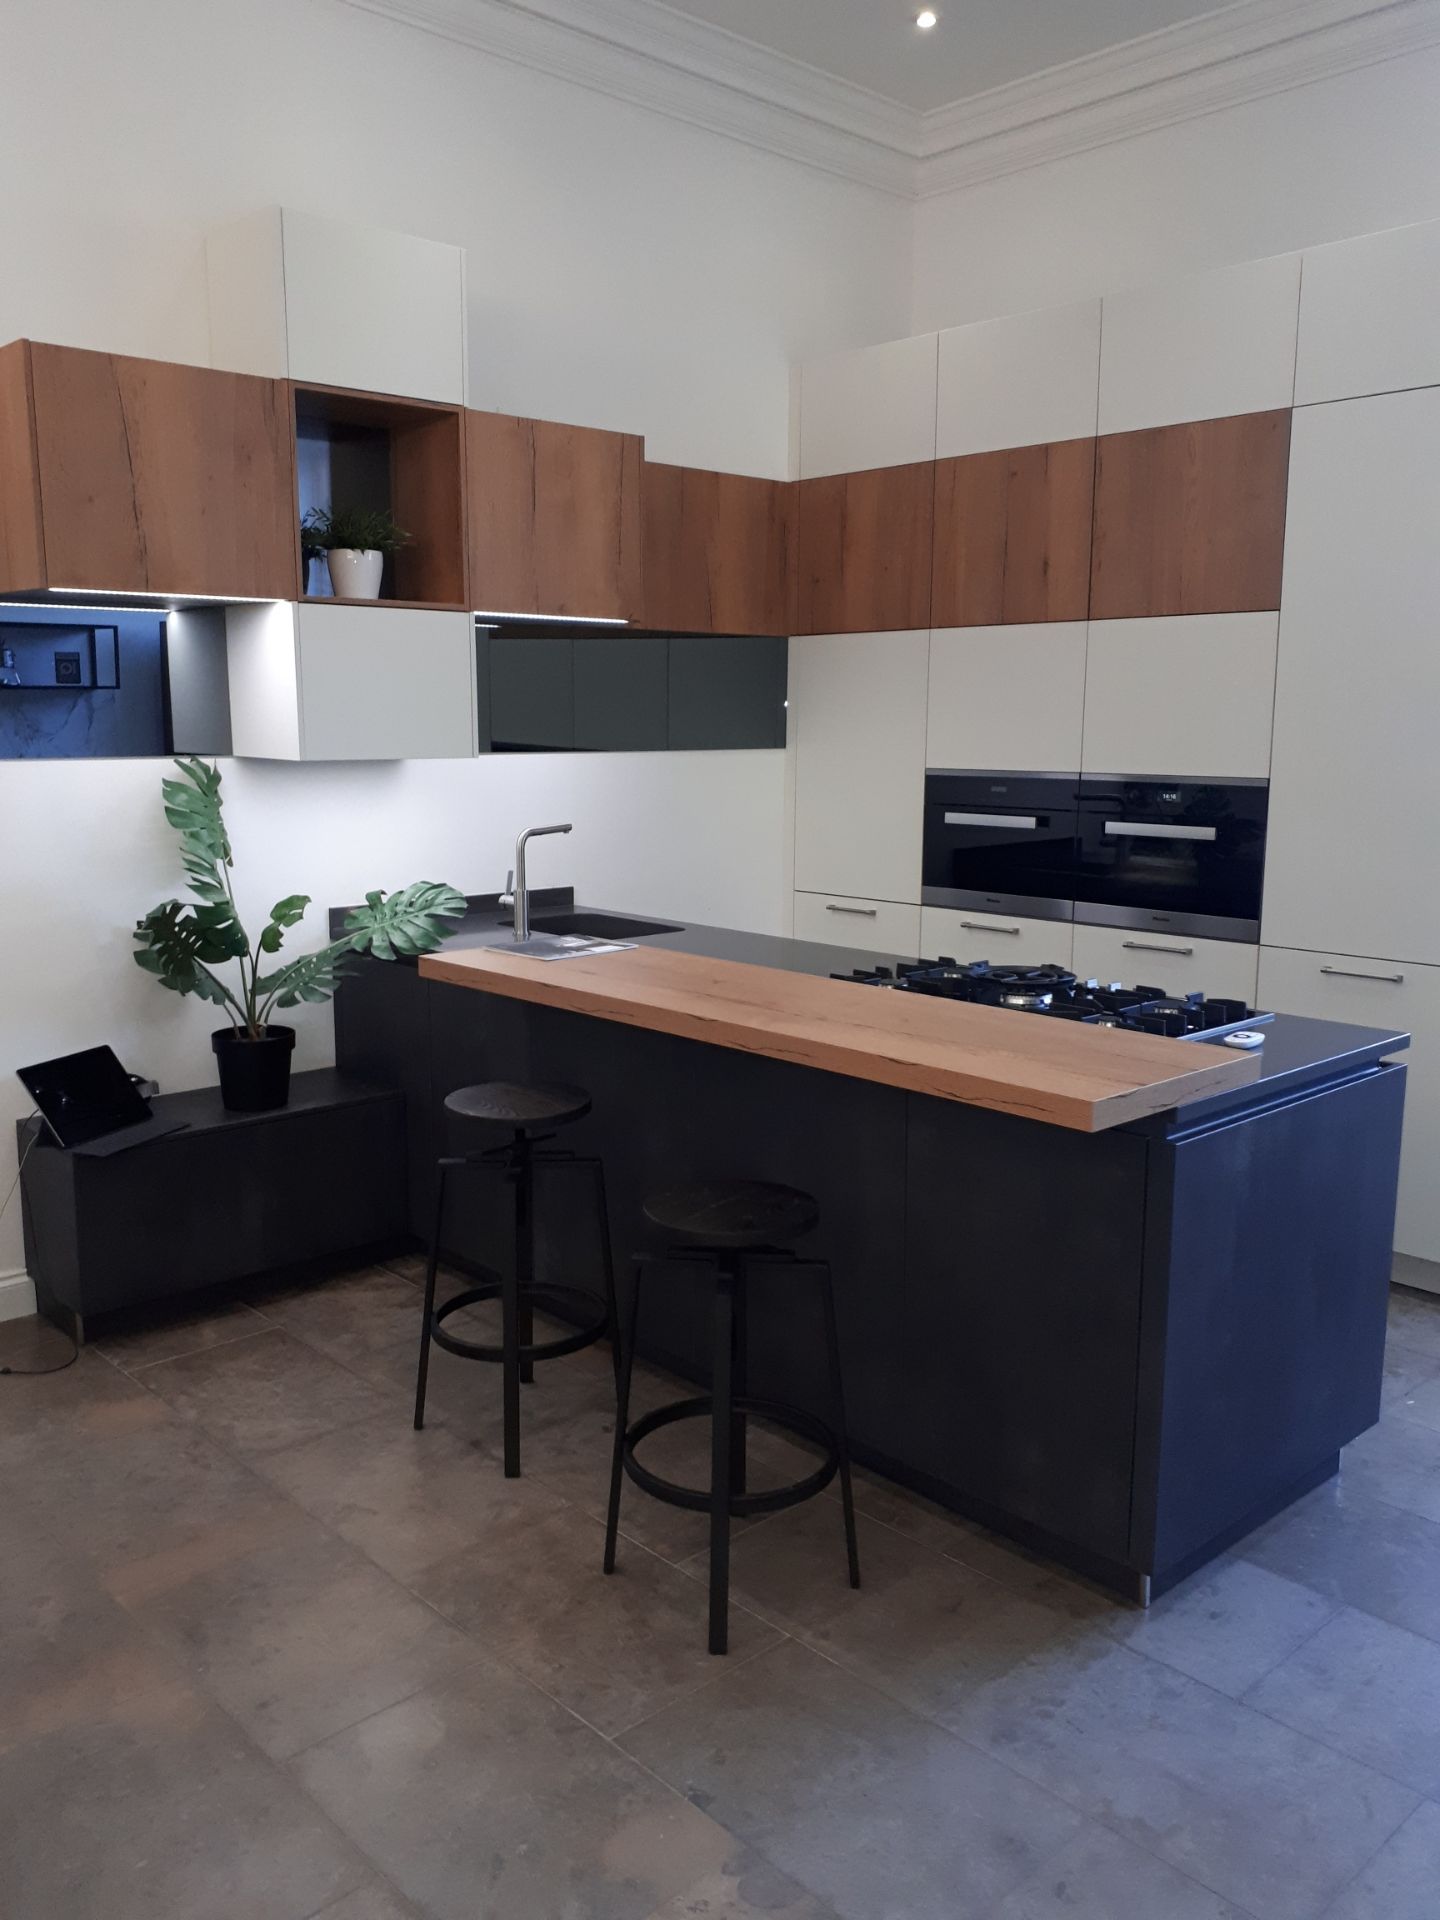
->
[1263,388,1440,962]
[799,335,938,478]
[1082,615,1277,779]
[936,300,1101,458]
[1098,255,1301,434]
[227,603,476,761]
[207,208,467,404]
[927,624,1086,774]
[1296,218,1440,406]
[790,630,929,902]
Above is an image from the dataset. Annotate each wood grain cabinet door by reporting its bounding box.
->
[467,411,643,622]
[0,342,45,593]
[1090,409,1291,619]
[931,438,1094,626]
[795,462,934,634]
[27,344,298,599]
[642,462,794,634]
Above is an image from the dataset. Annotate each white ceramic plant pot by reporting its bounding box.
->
[326,547,384,599]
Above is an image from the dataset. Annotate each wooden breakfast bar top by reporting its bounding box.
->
[419,939,1261,1132]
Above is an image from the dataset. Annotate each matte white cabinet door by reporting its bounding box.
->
[799,335,938,478]
[227,603,476,760]
[936,300,1101,458]
[1072,925,1259,1001]
[1264,389,1440,962]
[793,893,921,953]
[927,625,1086,773]
[920,906,1074,969]
[790,630,929,902]
[208,208,467,404]
[1296,218,1440,405]
[1081,615,1277,778]
[1258,945,1437,1262]
[1099,255,1300,433]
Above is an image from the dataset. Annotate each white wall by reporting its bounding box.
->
[913,47,1440,331]
[0,0,910,1298]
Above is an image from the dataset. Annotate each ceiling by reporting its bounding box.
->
[654,0,1234,112]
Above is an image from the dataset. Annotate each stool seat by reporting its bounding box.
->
[444,1081,591,1128]
[643,1179,818,1248]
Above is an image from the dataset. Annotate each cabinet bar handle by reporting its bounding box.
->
[1122,939,1195,957]
[824,903,878,917]
[1103,821,1218,842]
[1320,965,1405,984]
[960,920,1021,935]
[944,811,1039,830]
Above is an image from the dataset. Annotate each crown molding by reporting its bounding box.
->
[916,0,1440,195]
[336,0,916,196]
[338,0,1440,203]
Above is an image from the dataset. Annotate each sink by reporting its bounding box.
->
[527,910,684,939]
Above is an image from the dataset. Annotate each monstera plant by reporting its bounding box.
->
[134,757,466,1111]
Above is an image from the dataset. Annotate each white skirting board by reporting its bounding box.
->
[1394,1252,1440,1298]
[0,1271,36,1322]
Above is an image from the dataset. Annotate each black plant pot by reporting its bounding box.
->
[211,1024,296,1113]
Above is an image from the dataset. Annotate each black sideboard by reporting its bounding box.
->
[18,1068,406,1340]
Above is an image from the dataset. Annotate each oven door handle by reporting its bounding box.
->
[1102,820,1218,842]
[943,812,1040,830]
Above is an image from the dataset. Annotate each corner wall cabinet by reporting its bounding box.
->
[642,461,794,635]
[0,340,299,600]
[466,411,643,622]
[226,602,476,760]
[796,463,935,634]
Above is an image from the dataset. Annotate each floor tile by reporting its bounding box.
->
[0,1681,367,1920]
[1107,1555,1337,1698]
[1319,1801,1440,1919]
[125,1529,480,1759]
[620,1638,1084,1920]
[1242,1475,1440,1645]
[0,1516,188,1753]
[1386,1281,1440,1359]
[1392,1371,1440,1435]
[358,1321,607,1442]
[412,1502,782,1737]
[1244,1605,1440,1796]
[138,1326,401,1455]
[95,1293,270,1370]
[1381,1339,1440,1411]
[642,1851,839,1919]
[939,1635,1418,1920]
[293,1659,735,1920]
[248,1265,434,1368]
[256,1409,569,1580]
[1340,1415,1440,1526]
[307,1889,419,1920]
[0,1347,164,1462]
[989,1824,1249,1919]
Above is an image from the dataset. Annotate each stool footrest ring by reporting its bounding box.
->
[431,1282,607,1363]
[622,1395,838,1517]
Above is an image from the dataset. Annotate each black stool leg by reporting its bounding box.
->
[503,1136,531,1477]
[589,1158,621,1395]
[515,1132,535,1387]
[730,1259,749,1498]
[604,1255,644,1575]
[820,1262,861,1589]
[413,1162,450,1431]
[709,1258,736,1655]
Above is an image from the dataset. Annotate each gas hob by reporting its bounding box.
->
[833,959,1271,1043]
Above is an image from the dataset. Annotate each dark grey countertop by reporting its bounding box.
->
[339,889,1411,1131]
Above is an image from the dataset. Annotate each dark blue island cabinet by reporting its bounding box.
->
[333,905,1407,1602]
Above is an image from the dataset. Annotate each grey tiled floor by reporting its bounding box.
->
[4,1261,1440,1919]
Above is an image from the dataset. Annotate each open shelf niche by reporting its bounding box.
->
[294,383,468,609]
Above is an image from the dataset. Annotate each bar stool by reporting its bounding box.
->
[604,1178,860,1654]
[414,1081,617,1478]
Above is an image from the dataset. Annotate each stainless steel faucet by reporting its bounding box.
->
[502,823,573,941]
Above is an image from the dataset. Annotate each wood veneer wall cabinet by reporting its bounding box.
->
[642,462,794,635]
[796,462,934,634]
[7,343,299,600]
[1089,410,1291,619]
[931,438,1095,626]
[0,341,44,592]
[467,412,643,621]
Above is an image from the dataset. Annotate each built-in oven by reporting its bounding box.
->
[1074,777,1268,943]
[921,772,1079,922]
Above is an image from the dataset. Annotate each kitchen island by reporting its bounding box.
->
[334,894,1408,1601]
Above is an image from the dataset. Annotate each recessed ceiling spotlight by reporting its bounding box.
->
[915,8,938,28]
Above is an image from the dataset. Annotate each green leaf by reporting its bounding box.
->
[340,882,467,964]
[132,901,245,1008]
[258,893,311,954]
[256,945,350,1010]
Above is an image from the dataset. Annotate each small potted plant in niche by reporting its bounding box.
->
[301,505,411,600]
[134,758,465,1112]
